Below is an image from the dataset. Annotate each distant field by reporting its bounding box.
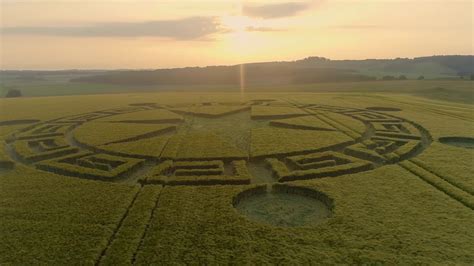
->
[0,92,473,264]
[1,73,473,105]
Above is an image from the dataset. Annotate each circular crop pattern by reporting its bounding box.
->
[2,101,433,227]
[234,185,332,227]
[439,137,474,149]
[3,101,431,186]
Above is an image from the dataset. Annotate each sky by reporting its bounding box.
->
[1,0,473,70]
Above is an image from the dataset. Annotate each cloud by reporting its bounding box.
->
[329,25,380,30]
[242,2,311,19]
[245,26,284,32]
[1,17,224,40]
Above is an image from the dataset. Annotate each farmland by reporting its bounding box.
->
[1,91,473,264]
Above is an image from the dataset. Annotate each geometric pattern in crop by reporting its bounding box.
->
[266,151,374,182]
[141,159,251,185]
[12,137,78,163]
[4,101,432,184]
[15,122,75,140]
[35,152,145,181]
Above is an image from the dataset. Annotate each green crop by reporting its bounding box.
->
[74,122,176,147]
[250,127,353,158]
[36,152,145,181]
[0,91,473,264]
[251,105,308,119]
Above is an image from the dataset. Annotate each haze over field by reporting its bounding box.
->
[1,0,473,70]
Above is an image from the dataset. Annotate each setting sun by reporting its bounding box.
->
[221,15,254,33]
[2,0,471,69]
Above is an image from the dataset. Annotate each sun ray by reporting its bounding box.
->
[240,63,245,100]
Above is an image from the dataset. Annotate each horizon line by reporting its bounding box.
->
[1,54,472,72]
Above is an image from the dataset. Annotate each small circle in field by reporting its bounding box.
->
[234,187,332,227]
[439,137,474,149]
[365,107,401,112]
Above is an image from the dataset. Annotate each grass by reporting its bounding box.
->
[0,91,473,264]
[2,78,473,104]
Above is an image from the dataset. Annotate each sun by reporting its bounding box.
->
[221,15,253,33]
[220,15,259,48]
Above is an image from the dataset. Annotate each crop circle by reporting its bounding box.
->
[439,137,474,149]
[4,102,431,185]
[234,186,332,227]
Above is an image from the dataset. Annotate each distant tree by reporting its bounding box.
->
[398,75,407,80]
[417,75,425,80]
[470,74,474,80]
[5,89,22,98]
[382,75,396,81]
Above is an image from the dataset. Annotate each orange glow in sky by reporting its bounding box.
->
[1,0,472,69]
